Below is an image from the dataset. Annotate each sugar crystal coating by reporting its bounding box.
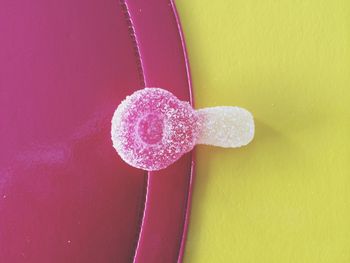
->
[111,88,200,171]
[196,106,254,148]
[112,88,255,171]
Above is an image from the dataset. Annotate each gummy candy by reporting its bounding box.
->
[111,88,200,171]
[111,88,254,171]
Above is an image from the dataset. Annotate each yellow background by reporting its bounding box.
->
[176,1,350,262]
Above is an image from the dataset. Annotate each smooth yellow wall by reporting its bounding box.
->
[176,1,350,262]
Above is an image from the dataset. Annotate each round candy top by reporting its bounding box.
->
[111,88,200,171]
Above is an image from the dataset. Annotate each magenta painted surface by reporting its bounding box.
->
[0,0,194,262]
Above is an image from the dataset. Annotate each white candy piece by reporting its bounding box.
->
[196,106,254,148]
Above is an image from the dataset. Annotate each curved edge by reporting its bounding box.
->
[119,1,149,262]
[169,0,194,106]
[176,159,195,263]
[169,1,195,262]
[124,1,195,262]
[132,174,149,262]
[119,0,146,87]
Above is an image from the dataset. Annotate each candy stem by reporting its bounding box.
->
[195,106,255,148]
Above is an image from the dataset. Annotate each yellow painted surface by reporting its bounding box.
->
[176,1,350,262]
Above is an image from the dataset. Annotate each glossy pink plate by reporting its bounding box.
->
[0,0,194,262]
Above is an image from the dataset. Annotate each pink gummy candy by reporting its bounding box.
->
[111,88,200,171]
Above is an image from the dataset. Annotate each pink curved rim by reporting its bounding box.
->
[169,1,195,261]
[123,1,195,262]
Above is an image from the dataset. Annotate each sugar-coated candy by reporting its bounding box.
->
[111,88,200,171]
[111,88,254,171]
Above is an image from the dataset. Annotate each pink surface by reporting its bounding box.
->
[0,0,194,262]
[124,1,194,262]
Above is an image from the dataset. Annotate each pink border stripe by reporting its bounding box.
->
[124,1,195,262]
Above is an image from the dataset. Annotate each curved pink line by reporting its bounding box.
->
[169,1,195,262]
[119,2,150,262]
[124,1,195,262]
